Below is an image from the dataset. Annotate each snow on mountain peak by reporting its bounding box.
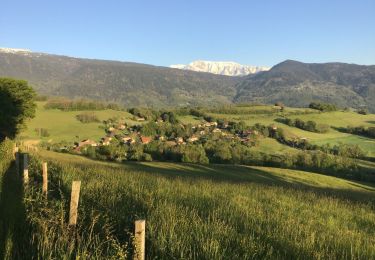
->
[170,60,270,76]
[0,47,32,54]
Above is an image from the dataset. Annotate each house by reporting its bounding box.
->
[157,135,166,141]
[187,136,199,143]
[108,126,115,132]
[212,128,222,133]
[103,135,113,141]
[117,124,126,130]
[122,136,135,144]
[141,136,152,144]
[204,122,217,127]
[271,125,278,130]
[176,137,184,144]
[137,117,145,122]
[101,137,112,146]
[78,139,97,147]
[219,122,229,129]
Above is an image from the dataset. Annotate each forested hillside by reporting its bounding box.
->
[0,51,239,107]
[235,60,375,111]
[1,50,374,111]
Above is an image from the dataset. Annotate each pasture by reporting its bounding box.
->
[13,149,375,259]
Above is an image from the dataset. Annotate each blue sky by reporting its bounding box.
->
[1,0,374,67]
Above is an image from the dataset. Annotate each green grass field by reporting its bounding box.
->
[20,102,135,142]
[20,103,375,157]
[207,109,375,157]
[4,101,375,258]
[16,150,375,258]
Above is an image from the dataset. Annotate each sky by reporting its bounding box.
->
[1,0,374,67]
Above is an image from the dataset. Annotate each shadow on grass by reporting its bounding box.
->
[38,151,375,258]
[47,149,375,205]
[41,151,375,205]
[0,162,35,259]
[119,161,375,205]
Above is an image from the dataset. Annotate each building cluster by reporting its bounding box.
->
[73,118,260,152]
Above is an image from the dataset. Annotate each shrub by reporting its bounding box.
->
[76,112,100,123]
[309,102,337,112]
[279,118,329,133]
[45,98,121,111]
[357,108,368,115]
[34,128,50,137]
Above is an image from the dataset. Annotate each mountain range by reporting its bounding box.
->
[0,48,374,111]
[236,60,375,111]
[170,60,269,76]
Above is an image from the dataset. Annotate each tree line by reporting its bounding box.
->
[44,98,122,111]
[277,118,330,133]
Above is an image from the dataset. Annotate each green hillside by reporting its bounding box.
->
[3,149,373,259]
[0,51,239,107]
[1,51,375,110]
[204,107,375,157]
[2,100,374,258]
[235,60,375,112]
[20,102,375,157]
[4,136,375,258]
[20,102,134,142]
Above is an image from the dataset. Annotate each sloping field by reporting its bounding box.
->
[23,150,375,259]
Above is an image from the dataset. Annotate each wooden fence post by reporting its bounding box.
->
[69,181,81,226]
[13,145,18,159]
[42,162,48,197]
[23,153,29,184]
[134,220,146,260]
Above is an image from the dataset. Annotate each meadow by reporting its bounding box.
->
[5,149,374,259]
[5,102,375,259]
[203,108,375,157]
[20,102,134,142]
[3,101,375,258]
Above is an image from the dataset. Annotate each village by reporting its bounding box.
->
[72,115,266,153]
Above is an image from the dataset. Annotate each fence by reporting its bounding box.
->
[14,146,146,260]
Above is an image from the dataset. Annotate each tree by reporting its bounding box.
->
[0,78,36,140]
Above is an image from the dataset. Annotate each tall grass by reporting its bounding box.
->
[25,156,129,259]
[24,151,375,259]
[0,139,13,188]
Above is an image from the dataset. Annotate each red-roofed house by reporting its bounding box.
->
[141,136,152,144]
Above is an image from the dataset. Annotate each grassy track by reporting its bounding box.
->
[25,150,375,259]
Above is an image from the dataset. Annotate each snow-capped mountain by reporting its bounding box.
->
[0,47,46,58]
[170,60,270,76]
[0,47,32,54]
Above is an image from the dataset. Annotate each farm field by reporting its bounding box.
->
[7,149,374,259]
